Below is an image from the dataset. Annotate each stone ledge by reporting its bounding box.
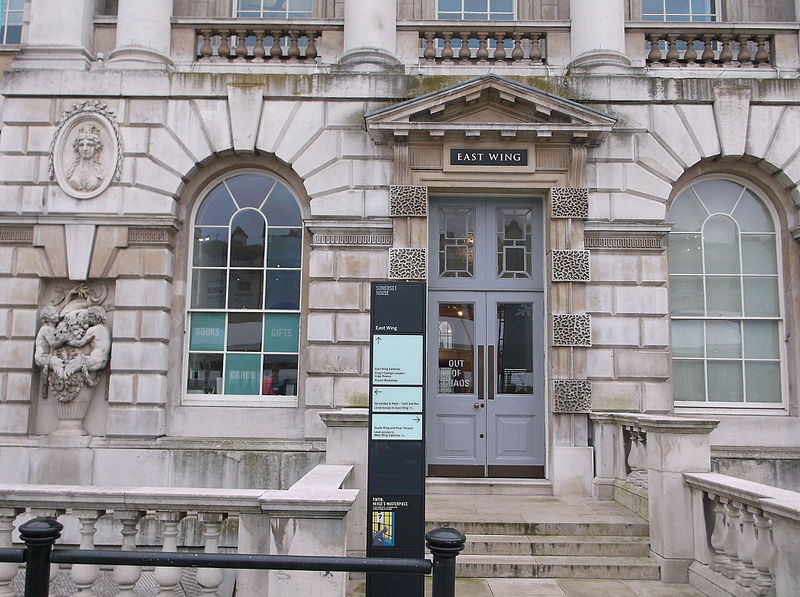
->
[591,412,719,434]
[319,408,369,428]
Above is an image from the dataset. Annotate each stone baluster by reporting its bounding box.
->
[441,33,455,63]
[218,31,231,61]
[270,30,284,60]
[287,31,301,62]
[71,510,103,597]
[511,33,524,63]
[719,35,733,66]
[529,34,543,63]
[199,30,213,61]
[666,34,679,66]
[196,513,226,596]
[252,30,267,62]
[493,33,507,61]
[684,35,698,65]
[154,512,185,597]
[750,511,775,596]
[754,36,769,67]
[0,509,21,597]
[735,506,758,587]
[234,30,248,62]
[305,31,319,62]
[458,33,472,61]
[647,34,662,66]
[476,32,489,62]
[737,35,752,66]
[701,35,716,66]
[423,33,436,62]
[722,500,743,578]
[709,494,730,572]
[113,511,144,597]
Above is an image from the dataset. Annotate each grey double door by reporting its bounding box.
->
[427,197,545,478]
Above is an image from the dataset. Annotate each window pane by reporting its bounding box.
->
[227,313,263,352]
[225,353,261,395]
[741,235,777,275]
[190,313,225,351]
[694,179,742,214]
[265,270,301,310]
[706,320,741,358]
[187,353,223,394]
[643,0,663,12]
[229,211,266,268]
[497,208,532,279]
[490,0,513,11]
[193,227,228,267]
[464,0,488,11]
[497,303,533,395]
[267,228,302,268]
[264,313,300,352]
[744,320,779,359]
[439,0,461,10]
[238,0,260,11]
[668,0,690,13]
[196,184,236,225]
[226,174,273,209]
[191,269,227,309]
[670,275,704,315]
[439,207,475,278]
[263,183,302,226]
[263,355,298,395]
[228,269,263,309]
[707,361,743,402]
[732,191,774,232]
[745,361,781,403]
[437,303,475,394]
[673,360,705,401]
[668,233,703,274]
[706,276,741,316]
[672,320,704,357]
[703,216,739,274]
[743,277,779,317]
[668,192,706,232]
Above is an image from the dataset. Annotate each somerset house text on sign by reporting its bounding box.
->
[450,148,528,166]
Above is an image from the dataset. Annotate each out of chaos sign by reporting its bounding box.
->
[450,148,528,166]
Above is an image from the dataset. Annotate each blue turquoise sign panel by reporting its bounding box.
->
[371,335,423,385]
[372,386,423,412]
[371,414,423,440]
[225,353,260,395]
[189,313,225,351]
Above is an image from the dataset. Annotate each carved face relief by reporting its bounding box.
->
[49,101,122,200]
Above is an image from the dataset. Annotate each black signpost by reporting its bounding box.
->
[366,281,426,597]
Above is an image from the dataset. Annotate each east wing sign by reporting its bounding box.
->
[450,148,528,166]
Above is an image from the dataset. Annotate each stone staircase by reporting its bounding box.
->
[425,479,660,581]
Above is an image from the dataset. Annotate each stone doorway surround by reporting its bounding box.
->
[365,75,617,494]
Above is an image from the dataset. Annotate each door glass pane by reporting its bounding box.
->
[439,208,475,278]
[496,303,533,394]
[497,208,533,279]
[437,303,475,394]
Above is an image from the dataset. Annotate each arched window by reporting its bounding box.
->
[186,172,303,402]
[668,178,784,407]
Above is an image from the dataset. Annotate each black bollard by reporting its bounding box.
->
[425,526,465,597]
[19,517,63,597]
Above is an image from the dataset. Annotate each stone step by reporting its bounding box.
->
[462,534,651,557]
[454,555,661,580]
[425,478,553,495]
[426,520,651,537]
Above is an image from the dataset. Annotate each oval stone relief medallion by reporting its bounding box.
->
[48,100,123,200]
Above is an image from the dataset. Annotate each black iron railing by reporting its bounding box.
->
[1,518,465,597]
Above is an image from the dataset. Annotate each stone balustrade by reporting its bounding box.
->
[684,472,800,597]
[0,464,357,597]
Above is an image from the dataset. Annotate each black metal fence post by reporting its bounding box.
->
[19,517,63,597]
[425,526,465,597]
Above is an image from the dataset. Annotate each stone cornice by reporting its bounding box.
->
[591,412,719,434]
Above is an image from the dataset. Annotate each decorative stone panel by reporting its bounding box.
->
[311,228,392,247]
[390,185,428,217]
[552,249,590,282]
[551,187,589,219]
[552,380,592,413]
[584,232,663,251]
[552,314,592,347]
[128,226,176,248]
[0,225,33,244]
[388,248,426,280]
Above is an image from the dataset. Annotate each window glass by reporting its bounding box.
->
[187,173,303,399]
[0,0,23,44]
[642,0,716,20]
[437,0,515,20]
[668,179,782,406]
[235,0,313,18]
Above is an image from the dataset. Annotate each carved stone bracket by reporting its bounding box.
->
[390,185,428,217]
[552,380,592,413]
[551,187,589,219]
[388,248,426,280]
[552,313,592,347]
[0,225,33,244]
[552,249,590,282]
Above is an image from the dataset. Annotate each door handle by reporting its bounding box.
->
[488,345,495,400]
[473,403,485,409]
[477,345,484,400]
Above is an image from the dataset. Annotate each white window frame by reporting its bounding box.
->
[233,0,314,19]
[642,0,717,21]
[183,170,304,408]
[0,0,24,45]
[436,0,517,21]
[669,175,788,415]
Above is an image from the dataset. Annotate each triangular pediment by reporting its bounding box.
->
[366,75,616,144]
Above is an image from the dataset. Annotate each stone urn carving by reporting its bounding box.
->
[34,284,112,436]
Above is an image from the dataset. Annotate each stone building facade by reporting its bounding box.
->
[1,0,800,496]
